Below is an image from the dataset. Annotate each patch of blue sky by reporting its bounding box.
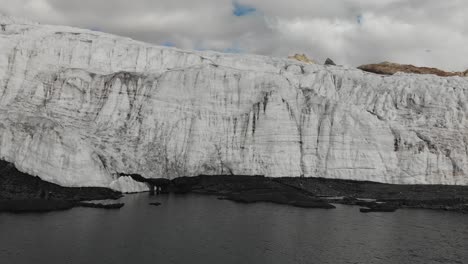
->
[162,41,176,47]
[233,1,256,16]
[357,14,363,25]
[223,47,243,53]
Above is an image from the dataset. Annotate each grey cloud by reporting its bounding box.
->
[0,0,467,70]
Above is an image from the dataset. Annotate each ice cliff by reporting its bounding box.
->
[1,15,468,192]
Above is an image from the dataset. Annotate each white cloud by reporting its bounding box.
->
[0,0,467,70]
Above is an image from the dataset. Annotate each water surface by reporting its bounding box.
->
[1,194,467,264]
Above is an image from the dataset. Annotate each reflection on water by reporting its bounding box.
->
[0,193,467,264]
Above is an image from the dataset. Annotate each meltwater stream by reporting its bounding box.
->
[0,193,467,264]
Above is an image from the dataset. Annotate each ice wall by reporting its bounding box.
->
[1,15,468,190]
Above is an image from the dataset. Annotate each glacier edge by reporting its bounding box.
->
[1,14,468,191]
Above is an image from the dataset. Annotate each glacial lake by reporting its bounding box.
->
[0,193,467,264]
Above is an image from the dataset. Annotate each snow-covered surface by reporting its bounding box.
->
[1,14,468,189]
[109,177,149,193]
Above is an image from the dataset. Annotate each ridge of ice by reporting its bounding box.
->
[1,16,467,192]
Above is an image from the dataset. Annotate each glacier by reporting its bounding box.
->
[1,14,468,192]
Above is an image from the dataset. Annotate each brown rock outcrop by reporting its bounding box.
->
[288,53,316,64]
[358,62,467,77]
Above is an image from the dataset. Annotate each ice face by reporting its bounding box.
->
[1,15,468,192]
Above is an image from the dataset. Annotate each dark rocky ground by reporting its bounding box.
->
[3,158,468,213]
[0,160,122,213]
[169,175,334,209]
[275,177,468,213]
[169,175,468,213]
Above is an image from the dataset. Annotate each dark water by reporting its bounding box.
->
[0,194,467,264]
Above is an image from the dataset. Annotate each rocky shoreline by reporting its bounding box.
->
[275,177,468,213]
[2,160,468,213]
[171,175,335,209]
[0,160,122,213]
[170,175,468,213]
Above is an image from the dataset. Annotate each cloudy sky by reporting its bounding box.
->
[1,0,467,70]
